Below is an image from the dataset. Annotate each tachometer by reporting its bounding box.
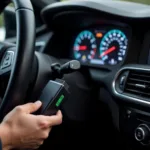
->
[99,29,128,65]
[73,30,97,62]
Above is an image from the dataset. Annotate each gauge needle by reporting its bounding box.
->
[74,46,87,51]
[100,46,116,58]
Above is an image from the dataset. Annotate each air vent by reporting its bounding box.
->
[124,70,150,99]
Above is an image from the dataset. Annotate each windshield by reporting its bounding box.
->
[60,0,150,5]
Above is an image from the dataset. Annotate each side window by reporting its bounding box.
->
[0,14,4,28]
[0,13,5,41]
[0,3,14,41]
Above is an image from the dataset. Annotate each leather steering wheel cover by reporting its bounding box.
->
[13,0,33,10]
[0,0,35,120]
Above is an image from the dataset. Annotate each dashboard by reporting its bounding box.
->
[35,0,150,149]
[40,0,150,118]
[39,0,150,113]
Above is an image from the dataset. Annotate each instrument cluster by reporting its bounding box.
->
[72,27,131,66]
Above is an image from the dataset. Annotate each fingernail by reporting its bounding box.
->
[57,110,61,115]
[35,101,42,106]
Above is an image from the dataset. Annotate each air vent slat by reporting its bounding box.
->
[127,83,135,86]
[131,73,150,78]
[124,70,150,99]
[128,78,150,84]
[125,88,150,96]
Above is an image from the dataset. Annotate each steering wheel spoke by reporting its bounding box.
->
[0,49,15,76]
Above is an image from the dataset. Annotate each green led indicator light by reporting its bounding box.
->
[56,95,64,107]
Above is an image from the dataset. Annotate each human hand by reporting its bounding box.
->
[0,101,62,150]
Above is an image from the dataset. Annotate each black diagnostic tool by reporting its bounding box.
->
[37,79,70,116]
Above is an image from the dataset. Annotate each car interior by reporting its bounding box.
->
[1,0,150,149]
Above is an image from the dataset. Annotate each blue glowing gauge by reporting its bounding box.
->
[73,30,97,63]
[99,29,128,65]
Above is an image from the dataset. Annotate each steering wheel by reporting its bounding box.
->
[0,0,35,121]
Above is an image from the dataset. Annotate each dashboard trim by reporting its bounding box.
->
[42,0,150,23]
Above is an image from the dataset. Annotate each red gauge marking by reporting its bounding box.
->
[100,46,116,58]
[74,46,87,51]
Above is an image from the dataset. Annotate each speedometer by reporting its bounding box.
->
[99,29,128,65]
[73,30,97,62]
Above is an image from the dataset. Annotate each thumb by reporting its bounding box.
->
[22,101,42,114]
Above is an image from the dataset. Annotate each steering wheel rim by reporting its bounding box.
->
[0,0,35,120]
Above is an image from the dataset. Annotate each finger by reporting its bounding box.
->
[38,110,63,127]
[21,101,42,114]
[56,110,62,116]
[46,110,63,126]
